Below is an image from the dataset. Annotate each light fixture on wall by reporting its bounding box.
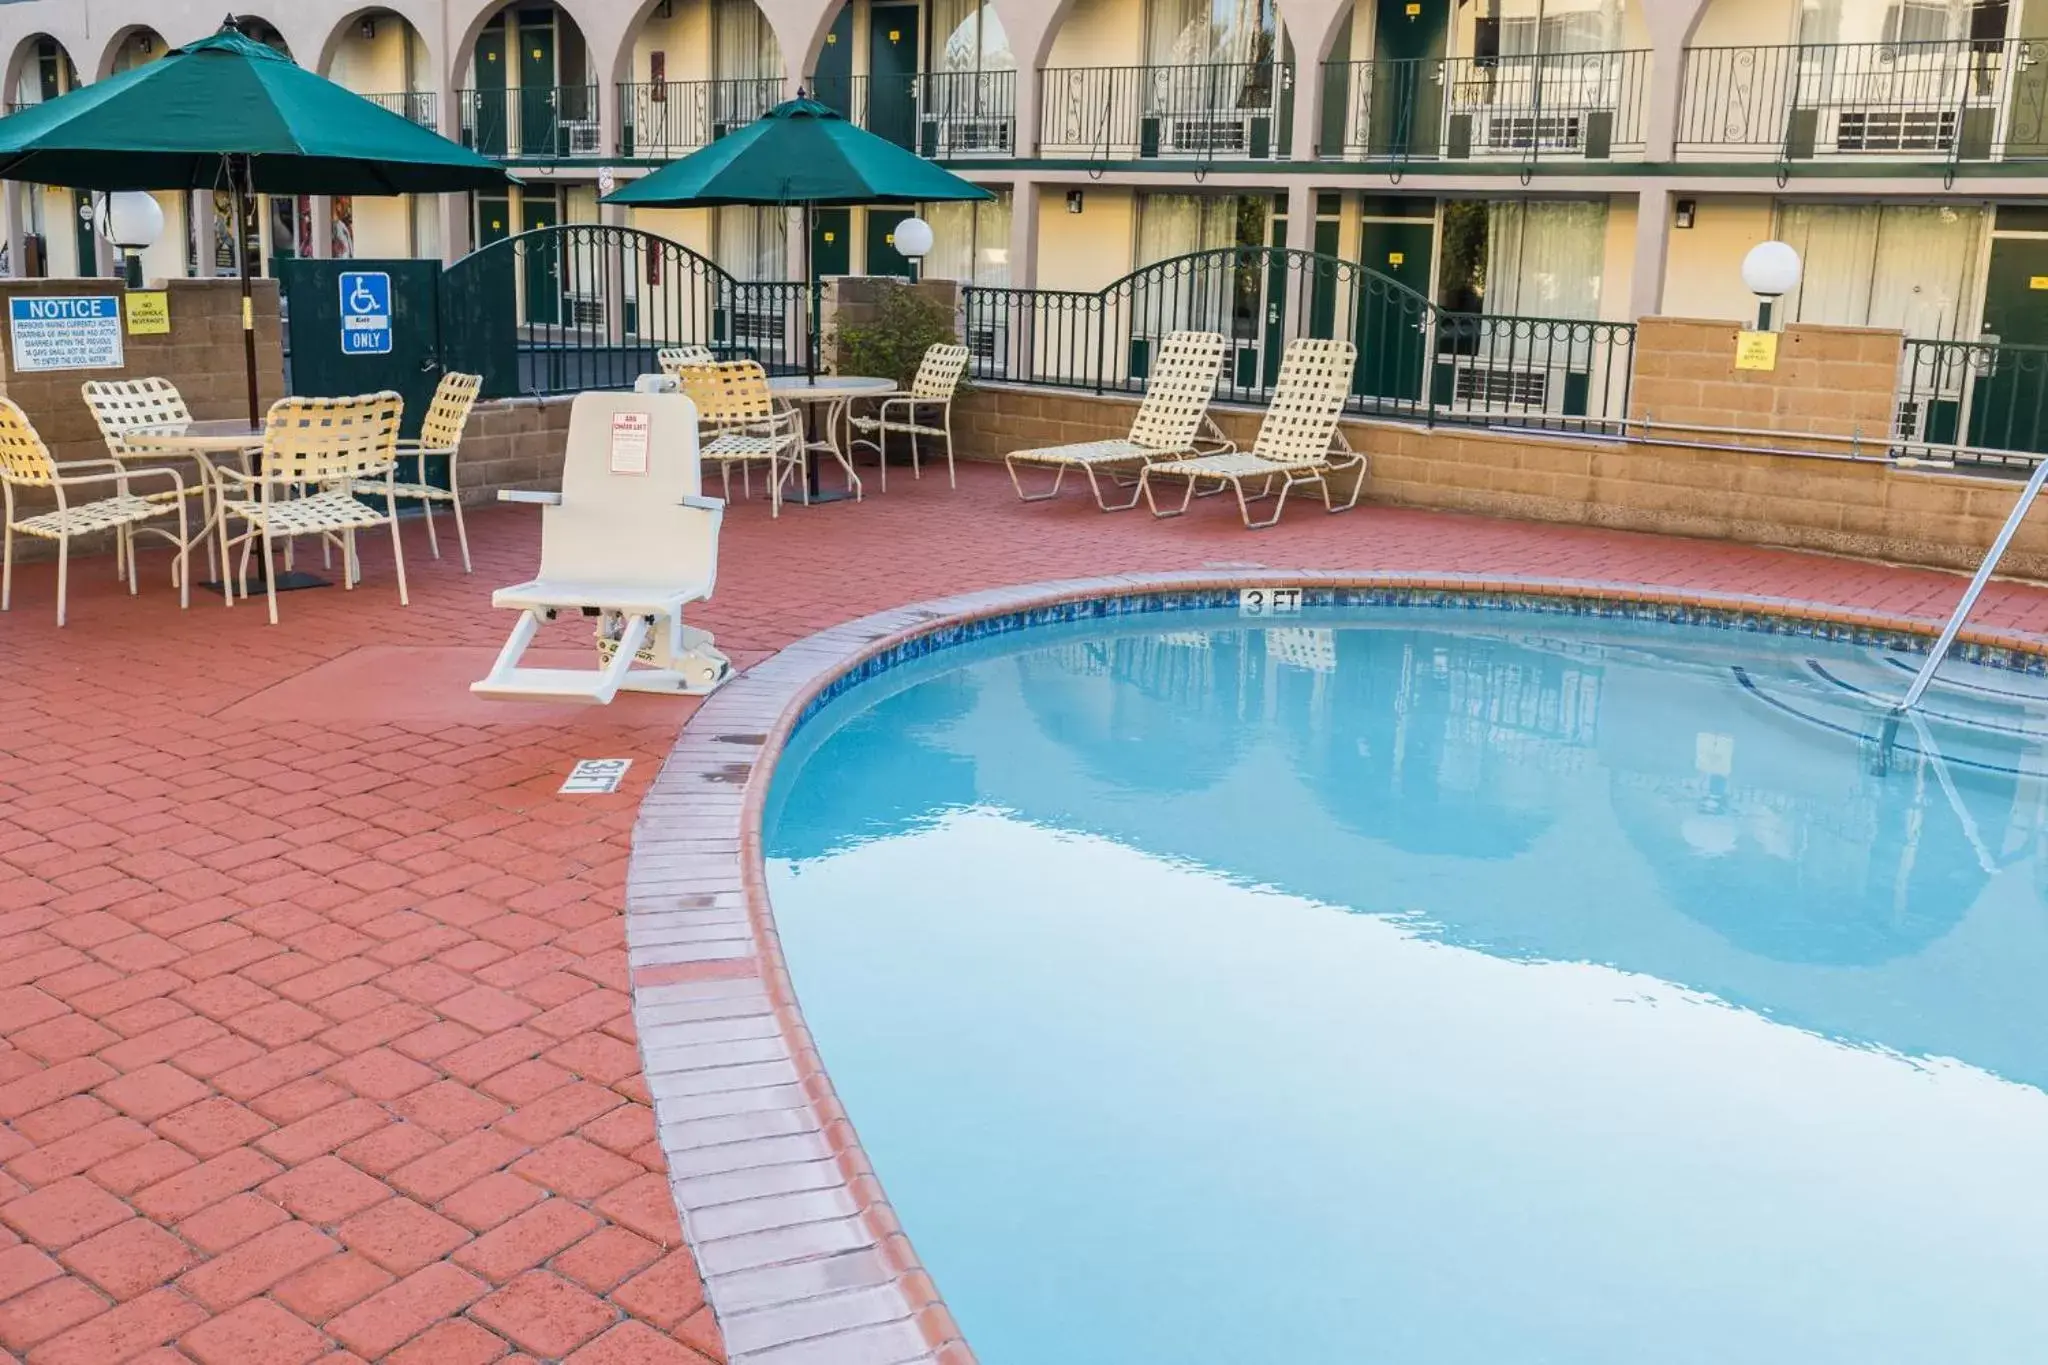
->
[139,34,153,54]
[96,190,164,288]
[1741,240,1802,331]
[1674,198,1696,230]
[361,18,376,40]
[1066,190,1083,214]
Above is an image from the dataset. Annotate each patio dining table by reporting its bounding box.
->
[767,374,895,505]
[122,419,329,591]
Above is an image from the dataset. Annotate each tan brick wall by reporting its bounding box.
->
[1627,318,1902,443]
[457,395,576,502]
[949,381,2048,581]
[819,276,960,375]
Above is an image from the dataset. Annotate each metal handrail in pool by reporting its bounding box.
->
[1900,453,2048,710]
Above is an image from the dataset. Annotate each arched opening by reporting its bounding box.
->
[795,1,1017,156]
[1039,0,1295,161]
[1317,0,1649,163]
[458,2,599,160]
[232,16,293,57]
[622,0,787,161]
[325,9,442,262]
[4,36,103,280]
[100,25,167,78]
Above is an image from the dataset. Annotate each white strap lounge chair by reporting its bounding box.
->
[658,345,716,376]
[848,342,970,490]
[1005,330,1233,511]
[1141,338,1365,530]
[472,391,731,705]
[350,371,483,572]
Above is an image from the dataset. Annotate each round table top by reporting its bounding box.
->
[122,419,267,454]
[767,374,895,400]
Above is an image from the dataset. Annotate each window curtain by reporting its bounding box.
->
[713,0,781,81]
[931,0,1015,73]
[1482,199,1606,318]
[925,192,1013,287]
[1146,0,1279,64]
[716,205,787,282]
[1495,0,1620,54]
[1136,193,1242,265]
[1778,202,1983,338]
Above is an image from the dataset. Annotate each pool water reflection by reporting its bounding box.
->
[764,607,2048,1364]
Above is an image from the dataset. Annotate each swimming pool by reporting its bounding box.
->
[761,600,2048,1364]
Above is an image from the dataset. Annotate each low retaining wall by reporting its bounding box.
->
[947,383,2048,582]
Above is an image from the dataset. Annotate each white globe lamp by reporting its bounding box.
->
[96,191,166,288]
[1739,241,1801,331]
[892,214,933,281]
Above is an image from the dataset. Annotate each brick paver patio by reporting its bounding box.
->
[4,460,2048,1363]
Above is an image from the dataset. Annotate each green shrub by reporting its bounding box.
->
[832,282,960,389]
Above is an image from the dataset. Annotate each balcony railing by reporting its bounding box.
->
[458,84,602,159]
[1320,51,1649,161]
[808,70,1017,156]
[363,90,438,128]
[1898,337,2048,467]
[1039,62,1294,159]
[619,78,785,158]
[1677,38,2048,162]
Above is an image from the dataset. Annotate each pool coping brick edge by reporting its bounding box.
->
[622,570,2048,1365]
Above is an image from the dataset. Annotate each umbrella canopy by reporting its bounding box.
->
[0,28,511,194]
[602,97,992,208]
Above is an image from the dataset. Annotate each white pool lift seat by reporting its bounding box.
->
[472,390,732,705]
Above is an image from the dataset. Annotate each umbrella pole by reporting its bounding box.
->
[234,159,260,428]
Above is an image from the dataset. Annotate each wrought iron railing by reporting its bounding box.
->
[457,84,603,159]
[363,90,438,128]
[619,78,785,158]
[1677,39,2048,162]
[807,70,1018,156]
[1319,51,1649,161]
[439,224,817,398]
[1897,337,2048,467]
[962,247,1633,434]
[1038,62,1294,159]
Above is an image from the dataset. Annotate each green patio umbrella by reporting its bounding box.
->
[602,96,992,376]
[0,21,515,423]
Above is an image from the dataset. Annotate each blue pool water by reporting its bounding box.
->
[762,605,2048,1364]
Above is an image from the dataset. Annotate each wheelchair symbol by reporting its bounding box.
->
[348,281,380,314]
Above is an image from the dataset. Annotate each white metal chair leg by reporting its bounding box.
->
[422,499,442,559]
[388,491,409,607]
[262,527,279,625]
[451,481,471,573]
[55,532,69,627]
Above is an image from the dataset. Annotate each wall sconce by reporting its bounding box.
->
[139,34,153,54]
[1674,198,1697,230]
[1066,190,1083,214]
[361,18,377,40]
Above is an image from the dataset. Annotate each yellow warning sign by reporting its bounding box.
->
[124,291,170,335]
[1388,251,1405,266]
[2031,275,2048,290]
[1734,330,1779,371]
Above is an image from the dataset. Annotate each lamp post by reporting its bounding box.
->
[1740,240,1801,332]
[94,191,165,288]
[893,213,932,283]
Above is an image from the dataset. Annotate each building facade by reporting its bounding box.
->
[1,0,2040,376]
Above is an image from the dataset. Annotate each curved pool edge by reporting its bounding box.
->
[621,570,2048,1365]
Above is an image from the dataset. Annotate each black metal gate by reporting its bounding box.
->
[282,226,816,405]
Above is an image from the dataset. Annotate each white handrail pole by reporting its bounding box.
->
[1900,455,2048,712]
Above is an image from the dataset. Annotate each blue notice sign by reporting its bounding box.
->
[339,271,392,356]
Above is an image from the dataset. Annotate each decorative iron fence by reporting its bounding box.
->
[439,224,815,398]
[1038,62,1294,159]
[619,78,785,158]
[1319,51,1649,161]
[457,84,602,159]
[1897,338,2048,467]
[1677,39,2048,162]
[363,90,438,127]
[962,247,1634,434]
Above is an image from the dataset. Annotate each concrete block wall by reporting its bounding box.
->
[1627,318,1903,443]
[457,395,575,501]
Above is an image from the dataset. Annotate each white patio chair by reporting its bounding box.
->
[215,392,408,624]
[658,345,716,376]
[1141,338,1366,530]
[678,359,803,516]
[350,371,482,572]
[82,377,218,560]
[1,396,192,626]
[472,390,731,705]
[848,342,971,490]
[1006,330,1234,510]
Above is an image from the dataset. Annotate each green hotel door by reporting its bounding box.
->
[812,208,851,278]
[1354,217,1434,402]
[472,21,508,157]
[864,208,914,277]
[518,10,558,157]
[814,7,854,117]
[1968,235,2048,454]
[1371,0,1447,158]
[521,191,561,326]
[868,5,920,149]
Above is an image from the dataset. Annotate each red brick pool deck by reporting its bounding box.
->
[4,460,2048,1364]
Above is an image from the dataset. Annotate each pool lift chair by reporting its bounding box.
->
[472,390,732,705]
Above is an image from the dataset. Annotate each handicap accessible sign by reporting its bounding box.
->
[340,271,392,355]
